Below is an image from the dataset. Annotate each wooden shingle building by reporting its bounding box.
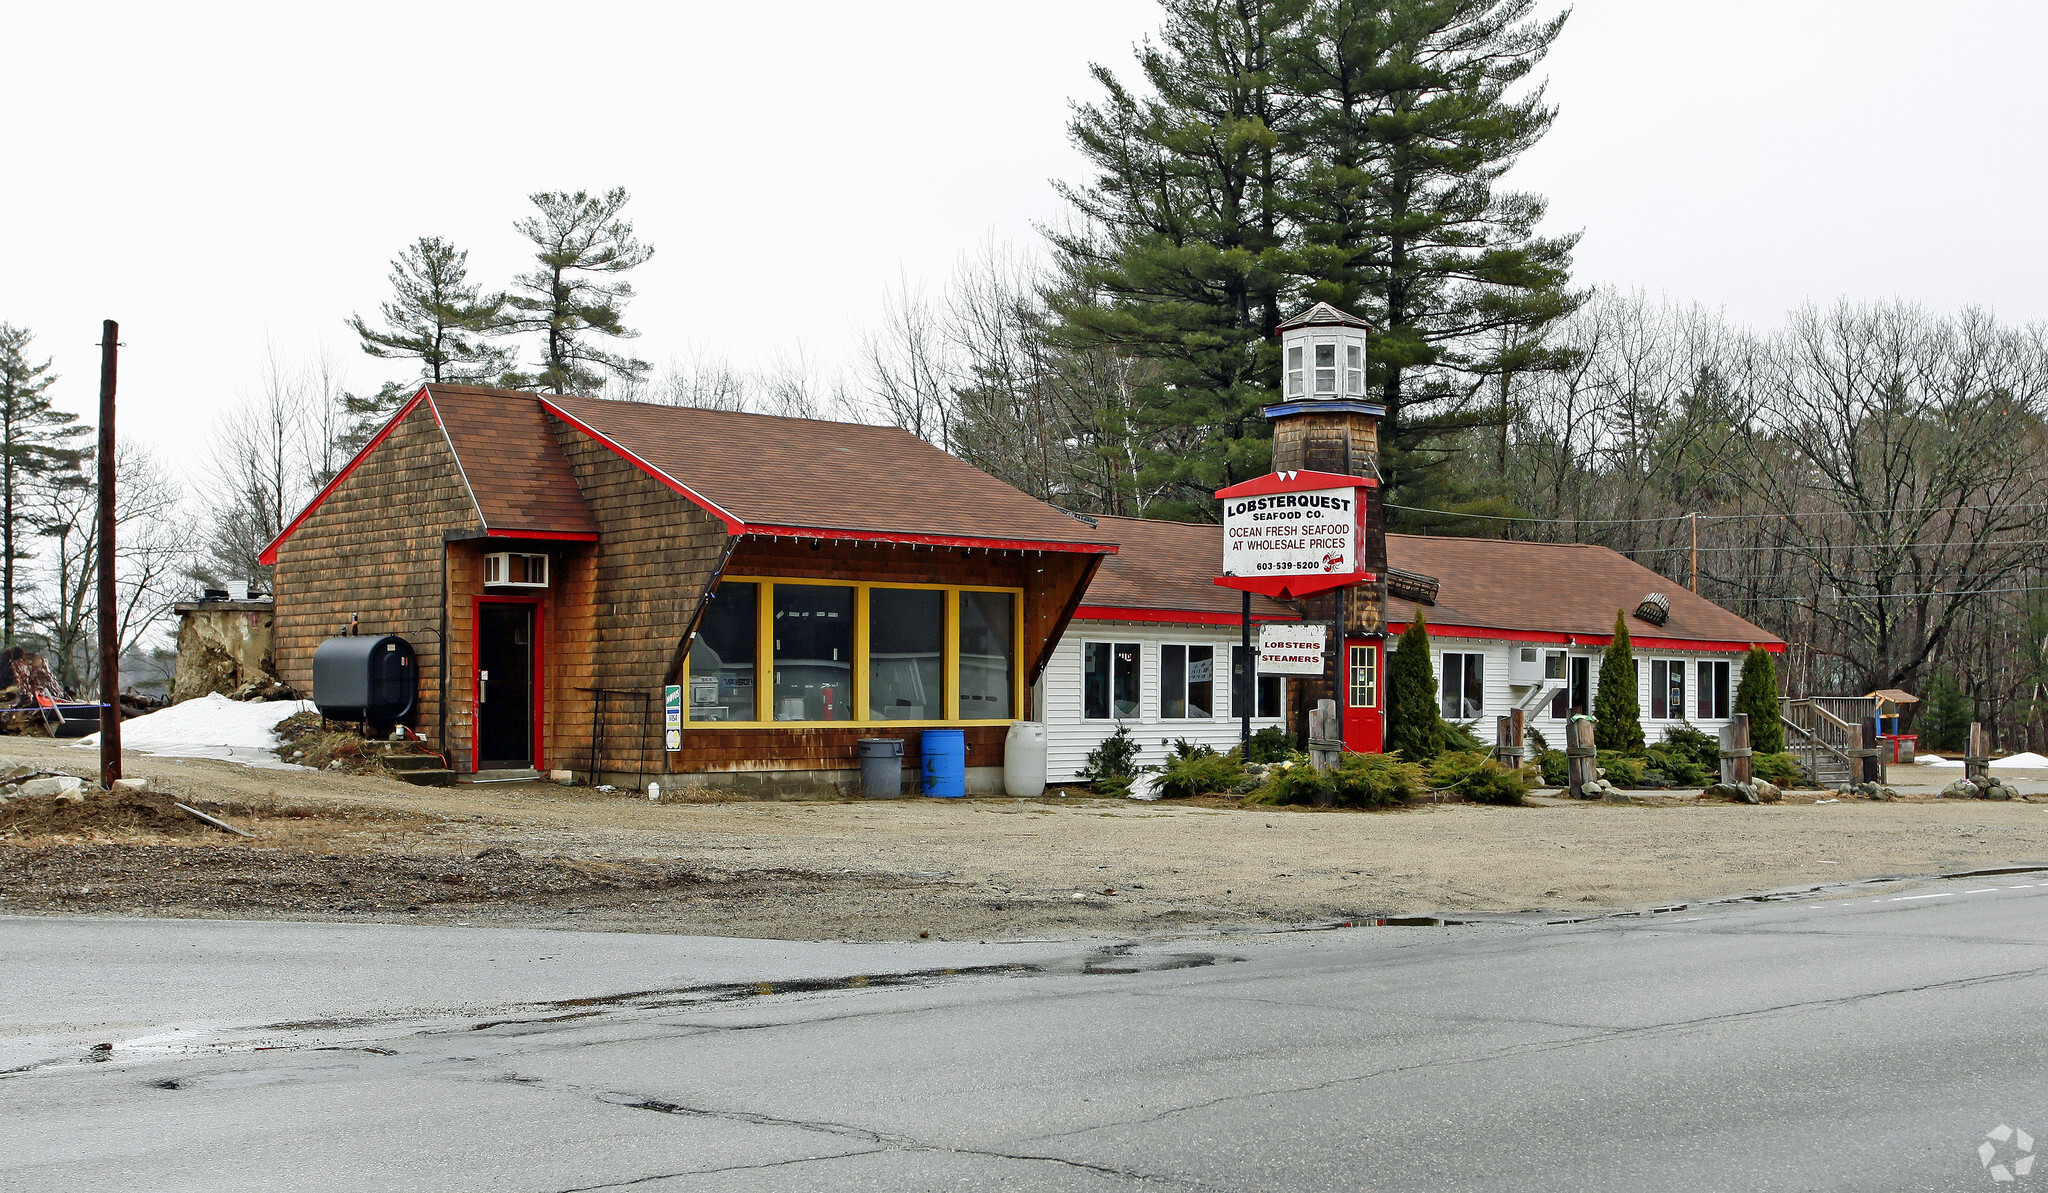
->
[261,384,1116,792]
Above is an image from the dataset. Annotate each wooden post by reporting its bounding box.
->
[1308,699,1342,778]
[96,320,120,788]
[1966,722,1990,784]
[1720,714,1752,786]
[1565,717,1597,797]
[1859,716,1884,786]
[1495,709,1525,770]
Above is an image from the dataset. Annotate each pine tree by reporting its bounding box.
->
[0,325,86,648]
[1736,644,1783,754]
[1385,606,1442,760]
[1594,610,1644,753]
[498,189,655,395]
[1919,670,1970,752]
[348,237,508,385]
[1274,0,1578,522]
[1047,0,1303,518]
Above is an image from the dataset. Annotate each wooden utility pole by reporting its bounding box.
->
[96,320,121,786]
[1689,513,1699,594]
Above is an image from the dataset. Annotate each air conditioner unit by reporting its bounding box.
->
[484,551,549,588]
[1508,645,1543,686]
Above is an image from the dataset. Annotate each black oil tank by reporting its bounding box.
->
[312,634,417,724]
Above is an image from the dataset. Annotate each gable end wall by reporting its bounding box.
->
[272,401,480,737]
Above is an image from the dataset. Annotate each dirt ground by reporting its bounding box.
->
[2,737,2045,941]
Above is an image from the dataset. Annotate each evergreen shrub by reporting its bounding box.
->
[1080,723,1141,792]
[1245,726,1293,764]
[1538,749,1569,786]
[1428,750,1533,806]
[1753,751,1804,787]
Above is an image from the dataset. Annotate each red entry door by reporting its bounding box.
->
[1342,637,1383,754]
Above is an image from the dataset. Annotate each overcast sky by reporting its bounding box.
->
[8,1,2046,479]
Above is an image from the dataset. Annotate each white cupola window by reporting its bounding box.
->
[1286,345,1304,396]
[1314,343,1337,394]
[1346,344,1364,394]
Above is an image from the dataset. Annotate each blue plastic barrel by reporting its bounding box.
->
[920,729,967,798]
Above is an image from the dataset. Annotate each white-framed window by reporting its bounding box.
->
[1160,644,1215,719]
[1083,641,1141,721]
[1697,659,1731,719]
[1440,651,1484,718]
[1349,644,1377,708]
[1345,343,1364,395]
[1314,342,1337,394]
[1230,645,1284,718]
[1649,659,1686,719]
[1286,345,1303,397]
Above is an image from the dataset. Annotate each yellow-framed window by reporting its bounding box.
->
[681,577,1025,726]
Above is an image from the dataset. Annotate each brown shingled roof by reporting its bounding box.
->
[427,385,598,537]
[1073,519,1779,646]
[1080,517,1299,621]
[1384,534,1782,646]
[544,393,1118,550]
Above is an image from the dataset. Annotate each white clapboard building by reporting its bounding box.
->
[1040,519,1783,781]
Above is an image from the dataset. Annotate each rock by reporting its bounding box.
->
[1753,780,1782,803]
[1,764,35,781]
[1986,782,2015,801]
[1878,786,1898,801]
[19,775,83,798]
[1941,779,1978,799]
[109,778,149,794]
[52,790,84,806]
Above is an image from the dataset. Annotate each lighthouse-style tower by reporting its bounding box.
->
[1267,302,1389,752]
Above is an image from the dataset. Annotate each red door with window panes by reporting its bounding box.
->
[1342,636,1384,753]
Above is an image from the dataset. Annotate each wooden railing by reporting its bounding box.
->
[1781,697,1864,783]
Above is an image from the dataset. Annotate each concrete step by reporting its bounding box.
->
[462,768,543,784]
[394,769,459,787]
[380,754,445,771]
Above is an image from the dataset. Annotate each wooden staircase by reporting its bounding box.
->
[1780,697,1863,788]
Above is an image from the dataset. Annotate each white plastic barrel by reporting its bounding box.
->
[1003,721,1048,797]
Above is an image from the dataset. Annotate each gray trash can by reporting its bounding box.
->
[858,738,905,798]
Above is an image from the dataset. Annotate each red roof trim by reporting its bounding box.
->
[1075,605,1300,626]
[1215,469,1375,498]
[484,529,600,542]
[258,385,433,566]
[743,525,1117,555]
[1413,623,1785,653]
[538,397,746,534]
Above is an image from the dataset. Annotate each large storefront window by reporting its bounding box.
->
[869,587,944,720]
[685,582,756,721]
[1440,651,1484,719]
[1231,645,1284,718]
[773,584,853,721]
[958,590,1015,720]
[683,579,1022,725]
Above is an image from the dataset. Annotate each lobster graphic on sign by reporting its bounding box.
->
[1322,552,1346,572]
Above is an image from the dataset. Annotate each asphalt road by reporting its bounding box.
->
[3,872,2045,1192]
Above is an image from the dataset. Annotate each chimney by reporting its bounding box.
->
[1266,302,1386,635]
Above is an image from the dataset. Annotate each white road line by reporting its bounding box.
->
[1890,893,1954,901]
[1965,888,1999,894]
[2008,885,2036,889]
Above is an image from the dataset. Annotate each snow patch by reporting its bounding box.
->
[1916,751,2048,770]
[77,694,316,770]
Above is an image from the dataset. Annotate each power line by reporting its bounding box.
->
[1387,501,2048,527]
[1717,584,2048,603]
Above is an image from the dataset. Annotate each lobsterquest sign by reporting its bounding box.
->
[1214,469,1375,599]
